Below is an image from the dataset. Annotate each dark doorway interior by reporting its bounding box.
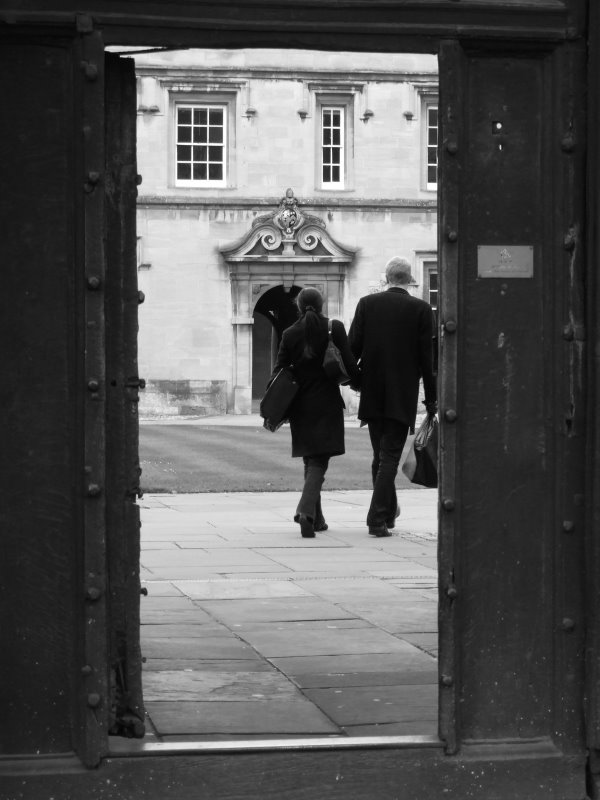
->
[251,284,301,404]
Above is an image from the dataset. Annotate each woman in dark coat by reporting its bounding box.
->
[271,287,360,538]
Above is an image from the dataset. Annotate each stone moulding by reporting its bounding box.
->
[138,194,438,211]
[220,187,357,262]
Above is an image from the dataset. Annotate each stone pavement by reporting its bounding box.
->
[126,488,439,747]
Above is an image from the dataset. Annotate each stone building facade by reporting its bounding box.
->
[133,48,439,416]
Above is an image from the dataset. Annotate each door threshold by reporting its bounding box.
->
[108,734,442,757]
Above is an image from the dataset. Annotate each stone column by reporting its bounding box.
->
[231,317,253,414]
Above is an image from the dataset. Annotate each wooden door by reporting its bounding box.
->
[0,3,593,797]
[0,30,86,762]
[103,51,145,742]
[438,38,587,764]
[0,28,142,770]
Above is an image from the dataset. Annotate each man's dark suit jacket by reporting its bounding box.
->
[348,286,437,428]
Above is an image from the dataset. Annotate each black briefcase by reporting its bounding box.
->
[259,368,299,432]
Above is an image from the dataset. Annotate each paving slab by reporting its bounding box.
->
[140,541,181,550]
[141,623,234,638]
[141,635,262,660]
[180,535,350,548]
[235,622,413,658]
[291,669,438,689]
[303,684,438,726]
[142,658,273,673]
[232,618,372,632]
[298,577,415,603]
[145,700,341,736]
[255,547,406,567]
[343,720,438,737]
[136,488,440,741]
[142,670,302,702]
[143,582,187,597]
[196,597,356,625]
[398,632,439,657]
[269,650,436,686]
[144,564,289,580]
[172,579,313,600]
[140,606,216,625]
[338,600,438,634]
[154,733,335,742]
[141,548,283,567]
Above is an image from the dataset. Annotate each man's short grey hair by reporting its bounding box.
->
[385,256,414,286]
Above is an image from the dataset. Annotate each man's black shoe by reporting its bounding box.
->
[314,521,328,532]
[386,508,401,529]
[368,524,392,537]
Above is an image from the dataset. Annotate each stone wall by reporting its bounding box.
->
[132,47,438,416]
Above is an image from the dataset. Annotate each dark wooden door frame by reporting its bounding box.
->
[0,3,596,799]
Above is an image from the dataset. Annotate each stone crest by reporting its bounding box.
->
[249,188,326,256]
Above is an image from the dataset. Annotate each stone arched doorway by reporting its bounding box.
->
[221,189,356,414]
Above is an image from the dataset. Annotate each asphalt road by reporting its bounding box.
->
[139,423,416,493]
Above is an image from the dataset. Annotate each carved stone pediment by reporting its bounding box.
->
[220,188,356,263]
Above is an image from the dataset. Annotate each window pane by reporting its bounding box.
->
[425,105,438,188]
[209,163,223,180]
[208,126,223,144]
[321,106,343,187]
[177,104,227,182]
[426,266,438,309]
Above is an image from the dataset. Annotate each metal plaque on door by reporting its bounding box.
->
[477,245,534,278]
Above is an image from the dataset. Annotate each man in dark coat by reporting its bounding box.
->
[349,257,437,536]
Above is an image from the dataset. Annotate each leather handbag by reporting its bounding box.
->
[259,367,299,432]
[323,319,350,385]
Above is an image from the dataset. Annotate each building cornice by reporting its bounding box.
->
[137,195,437,211]
[135,67,439,85]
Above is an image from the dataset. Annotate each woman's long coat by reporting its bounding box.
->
[272,316,360,458]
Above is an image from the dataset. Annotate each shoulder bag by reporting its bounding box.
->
[259,367,299,432]
[323,319,350,385]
